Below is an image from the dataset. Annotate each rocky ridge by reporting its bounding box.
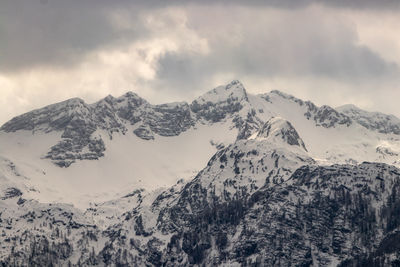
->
[338,104,400,135]
[1,80,394,168]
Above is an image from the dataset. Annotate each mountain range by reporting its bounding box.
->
[1,80,400,266]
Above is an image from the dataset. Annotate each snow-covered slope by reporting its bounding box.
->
[0,122,237,208]
[248,90,400,167]
[250,116,308,151]
[2,80,400,266]
[1,80,400,208]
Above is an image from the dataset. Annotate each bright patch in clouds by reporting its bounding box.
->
[0,2,400,125]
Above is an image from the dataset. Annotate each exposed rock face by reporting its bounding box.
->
[103,162,400,266]
[0,98,108,167]
[3,161,400,266]
[191,80,249,122]
[0,93,196,167]
[256,117,308,151]
[133,125,154,140]
[234,109,263,141]
[46,137,106,167]
[311,105,352,128]
[269,90,352,128]
[144,102,194,138]
[1,187,22,200]
[0,98,92,133]
[0,82,253,167]
[338,104,400,135]
[0,80,249,167]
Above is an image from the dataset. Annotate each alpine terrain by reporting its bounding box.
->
[1,80,400,266]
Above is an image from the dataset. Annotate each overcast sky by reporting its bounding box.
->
[1,0,400,125]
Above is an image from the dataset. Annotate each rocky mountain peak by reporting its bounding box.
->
[190,80,249,123]
[114,91,149,108]
[192,80,248,106]
[2,80,400,171]
[0,97,91,133]
[255,117,307,151]
[226,79,245,90]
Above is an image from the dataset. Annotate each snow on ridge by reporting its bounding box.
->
[192,80,248,105]
[338,103,400,135]
[251,116,308,152]
[1,80,400,208]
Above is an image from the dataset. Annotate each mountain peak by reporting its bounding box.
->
[337,103,361,111]
[226,79,243,88]
[121,91,142,99]
[190,80,249,123]
[0,97,90,133]
[193,80,248,105]
[117,91,147,103]
[255,117,307,151]
[338,103,400,135]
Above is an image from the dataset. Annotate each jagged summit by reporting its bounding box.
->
[114,91,149,106]
[192,80,248,104]
[0,81,251,168]
[1,79,400,174]
[0,80,249,133]
[0,97,91,133]
[254,117,307,151]
[190,80,249,123]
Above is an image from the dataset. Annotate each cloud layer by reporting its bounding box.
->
[1,1,400,124]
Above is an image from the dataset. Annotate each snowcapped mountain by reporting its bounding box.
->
[1,80,400,266]
[338,103,400,135]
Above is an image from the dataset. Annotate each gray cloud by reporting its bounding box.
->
[153,6,398,96]
[0,0,148,72]
[320,0,400,10]
[1,0,400,125]
[0,0,399,72]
